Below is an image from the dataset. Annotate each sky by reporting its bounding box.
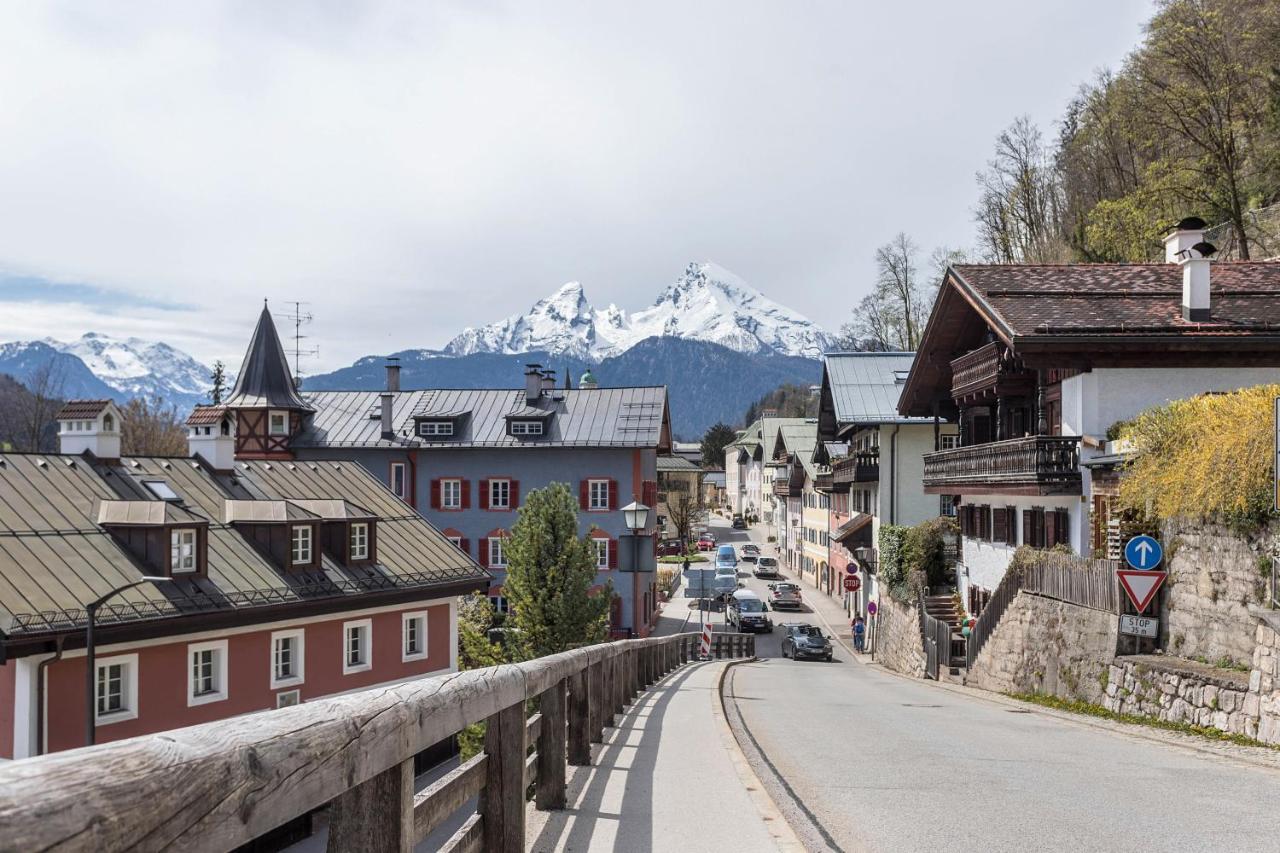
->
[0,0,1153,372]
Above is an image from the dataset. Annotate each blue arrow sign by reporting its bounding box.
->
[1124,535,1163,570]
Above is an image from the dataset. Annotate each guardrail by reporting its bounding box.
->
[0,631,753,853]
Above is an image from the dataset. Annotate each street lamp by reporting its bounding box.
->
[85,576,171,747]
[621,500,650,535]
[621,501,651,636]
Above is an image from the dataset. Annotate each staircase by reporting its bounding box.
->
[923,594,968,678]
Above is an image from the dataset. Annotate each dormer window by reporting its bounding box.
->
[510,420,544,436]
[291,525,313,565]
[143,480,180,502]
[350,522,369,560]
[417,421,454,437]
[171,529,198,573]
[269,411,289,436]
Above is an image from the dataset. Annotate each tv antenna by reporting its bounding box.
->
[283,301,319,385]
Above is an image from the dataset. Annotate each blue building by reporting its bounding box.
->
[222,307,672,636]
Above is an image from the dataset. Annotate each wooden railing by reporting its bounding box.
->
[950,341,1003,398]
[922,435,1082,490]
[0,631,753,853]
[918,596,954,680]
[965,561,1026,669]
[832,451,879,484]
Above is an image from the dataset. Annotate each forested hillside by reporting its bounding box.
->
[742,383,819,425]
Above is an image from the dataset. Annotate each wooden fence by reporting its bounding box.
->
[0,631,754,853]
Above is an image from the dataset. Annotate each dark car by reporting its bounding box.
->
[656,539,686,557]
[731,515,747,530]
[726,591,773,633]
[781,624,833,661]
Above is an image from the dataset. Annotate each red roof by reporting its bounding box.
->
[55,400,112,420]
[186,405,228,426]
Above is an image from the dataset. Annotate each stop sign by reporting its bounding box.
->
[843,575,861,592]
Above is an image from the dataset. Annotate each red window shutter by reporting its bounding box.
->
[580,480,589,510]
[510,480,520,508]
[1022,509,1033,546]
[1055,509,1070,547]
[461,480,471,510]
[608,479,619,511]
[430,478,441,510]
[643,480,657,508]
[1044,509,1056,550]
[479,538,489,568]
[1005,506,1017,546]
[993,507,1006,543]
[608,539,618,569]
[460,538,470,557]
[479,479,490,510]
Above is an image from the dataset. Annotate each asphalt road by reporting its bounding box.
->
[706,516,1280,853]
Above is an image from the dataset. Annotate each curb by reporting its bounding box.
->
[711,659,807,853]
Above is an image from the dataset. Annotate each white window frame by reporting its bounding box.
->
[342,618,373,675]
[510,420,544,436]
[291,525,313,565]
[187,639,229,707]
[940,434,959,450]
[417,421,454,437]
[402,611,429,662]
[488,536,508,568]
[594,538,610,569]
[588,479,610,511]
[390,462,408,500]
[447,534,463,549]
[276,689,301,709]
[490,595,509,615]
[270,629,306,689]
[170,528,198,573]
[350,522,369,560]
[441,478,463,510]
[489,478,511,510]
[95,653,139,725]
[268,410,289,436]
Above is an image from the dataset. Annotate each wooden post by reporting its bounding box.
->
[630,647,641,698]
[600,656,615,729]
[588,659,605,744]
[567,666,591,766]
[535,680,567,810]
[1035,369,1047,436]
[480,702,526,853]
[326,757,414,853]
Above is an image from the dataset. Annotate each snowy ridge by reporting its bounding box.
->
[444,262,834,360]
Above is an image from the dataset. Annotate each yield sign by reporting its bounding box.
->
[1117,570,1166,613]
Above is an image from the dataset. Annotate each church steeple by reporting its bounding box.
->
[225,302,312,411]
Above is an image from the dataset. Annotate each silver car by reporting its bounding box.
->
[753,556,780,578]
[768,582,803,610]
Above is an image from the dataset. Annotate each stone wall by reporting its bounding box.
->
[1104,656,1258,739]
[1162,519,1275,669]
[1250,616,1280,744]
[874,595,925,678]
[965,592,1117,704]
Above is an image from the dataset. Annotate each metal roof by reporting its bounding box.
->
[223,499,318,523]
[822,352,930,425]
[0,452,488,638]
[656,455,701,473]
[97,501,209,526]
[224,305,312,411]
[775,422,820,478]
[294,387,670,449]
[703,472,726,487]
[761,417,811,460]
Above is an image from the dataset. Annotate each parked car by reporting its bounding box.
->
[768,582,803,610]
[753,556,780,578]
[781,624,833,661]
[731,515,747,529]
[657,539,686,557]
[726,590,773,633]
[697,534,717,551]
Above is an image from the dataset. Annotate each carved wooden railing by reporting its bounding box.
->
[949,341,1003,399]
[832,451,880,485]
[922,435,1082,490]
[0,631,754,853]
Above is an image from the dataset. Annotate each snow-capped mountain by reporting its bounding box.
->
[444,262,834,360]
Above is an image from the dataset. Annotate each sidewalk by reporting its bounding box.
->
[525,660,787,852]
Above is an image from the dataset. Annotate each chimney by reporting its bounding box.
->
[541,369,556,393]
[1163,216,1207,263]
[380,393,395,439]
[187,408,236,471]
[524,363,543,404]
[56,401,121,459]
[385,357,401,392]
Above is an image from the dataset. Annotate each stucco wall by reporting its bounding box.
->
[958,494,1082,602]
[874,595,925,678]
[965,591,1117,704]
[880,423,953,528]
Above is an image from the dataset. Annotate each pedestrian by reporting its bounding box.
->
[852,615,865,653]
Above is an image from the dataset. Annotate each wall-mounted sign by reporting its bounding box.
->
[1119,614,1158,638]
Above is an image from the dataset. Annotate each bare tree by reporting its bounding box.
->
[666,490,704,547]
[975,116,1068,263]
[19,360,66,452]
[120,396,188,456]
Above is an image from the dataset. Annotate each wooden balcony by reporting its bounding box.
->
[950,341,1035,403]
[832,451,879,485]
[772,463,804,497]
[922,435,1083,495]
[813,470,834,492]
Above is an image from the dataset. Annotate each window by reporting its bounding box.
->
[441,479,462,510]
[588,479,610,511]
[291,525,313,565]
[102,413,114,432]
[343,619,372,674]
[276,689,301,708]
[594,538,610,569]
[940,495,957,517]
[271,629,305,688]
[489,536,508,568]
[95,654,138,723]
[143,480,180,501]
[390,462,408,500]
[447,534,462,548]
[510,420,544,436]
[187,640,228,706]
[940,434,960,450]
[402,611,428,661]
[269,411,288,435]
[417,421,454,437]
[350,522,369,560]
[170,528,197,573]
[490,595,510,614]
[489,479,511,510]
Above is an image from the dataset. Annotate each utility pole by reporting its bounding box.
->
[283,301,319,388]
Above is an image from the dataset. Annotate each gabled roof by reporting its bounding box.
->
[817,352,927,440]
[775,421,819,478]
[186,405,229,426]
[296,387,670,450]
[761,417,811,461]
[656,455,701,473]
[224,304,312,411]
[55,400,114,420]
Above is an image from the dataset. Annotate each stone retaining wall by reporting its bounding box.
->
[965,591,1117,704]
[1104,655,1258,738]
[874,595,925,678]
[1250,617,1280,744]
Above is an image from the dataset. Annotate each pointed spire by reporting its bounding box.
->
[224,303,312,410]
[564,364,572,390]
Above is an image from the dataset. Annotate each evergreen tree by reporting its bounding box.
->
[503,483,611,657]
[209,360,228,405]
[700,422,738,468]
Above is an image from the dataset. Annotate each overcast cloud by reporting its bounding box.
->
[0,1,1151,369]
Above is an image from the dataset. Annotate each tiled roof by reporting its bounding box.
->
[55,400,112,419]
[952,262,1280,336]
[294,387,669,449]
[186,405,228,426]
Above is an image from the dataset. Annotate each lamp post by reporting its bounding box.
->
[85,577,171,747]
[621,501,650,637]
